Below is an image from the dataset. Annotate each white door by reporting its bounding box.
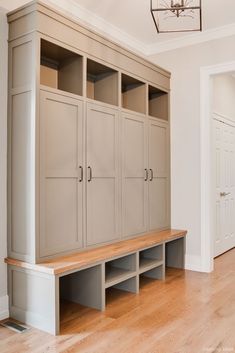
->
[148,118,170,231]
[39,91,84,257]
[121,112,148,237]
[214,118,235,257]
[86,103,120,246]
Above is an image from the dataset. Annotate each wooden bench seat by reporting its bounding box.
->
[5,229,187,275]
[5,229,187,335]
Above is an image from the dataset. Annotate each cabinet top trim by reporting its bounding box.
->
[7,0,171,79]
[5,229,187,275]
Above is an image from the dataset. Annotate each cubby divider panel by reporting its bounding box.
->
[40,39,83,96]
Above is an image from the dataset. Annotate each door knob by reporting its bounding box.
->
[220,192,231,197]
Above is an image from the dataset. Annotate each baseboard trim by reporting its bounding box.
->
[0,295,9,320]
[185,254,202,272]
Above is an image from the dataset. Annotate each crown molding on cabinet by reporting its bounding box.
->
[44,0,147,55]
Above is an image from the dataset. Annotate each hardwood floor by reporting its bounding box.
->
[1,248,235,353]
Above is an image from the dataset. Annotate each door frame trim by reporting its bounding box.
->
[200,61,235,272]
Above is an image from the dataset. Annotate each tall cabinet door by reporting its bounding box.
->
[148,118,170,231]
[122,112,148,237]
[39,91,84,258]
[86,103,120,246]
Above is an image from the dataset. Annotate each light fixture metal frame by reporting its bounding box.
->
[151,0,202,33]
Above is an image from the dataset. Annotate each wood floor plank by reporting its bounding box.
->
[1,248,235,353]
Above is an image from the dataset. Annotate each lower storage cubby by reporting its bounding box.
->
[106,276,139,297]
[165,237,185,269]
[140,264,165,280]
[105,253,137,288]
[139,244,164,274]
[60,264,104,311]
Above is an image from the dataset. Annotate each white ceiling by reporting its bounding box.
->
[1,0,235,55]
[71,0,235,43]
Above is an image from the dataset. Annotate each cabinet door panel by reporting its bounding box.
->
[44,179,79,250]
[148,119,170,231]
[87,179,117,245]
[40,91,84,257]
[86,103,119,246]
[149,178,168,230]
[122,113,148,237]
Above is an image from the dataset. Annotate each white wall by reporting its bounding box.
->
[0,8,9,319]
[213,74,235,118]
[150,35,235,271]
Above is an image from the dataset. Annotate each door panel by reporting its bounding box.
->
[123,178,146,235]
[214,118,235,257]
[149,178,168,230]
[122,113,148,237]
[44,179,78,250]
[40,91,84,257]
[87,179,117,245]
[148,119,170,231]
[86,103,119,246]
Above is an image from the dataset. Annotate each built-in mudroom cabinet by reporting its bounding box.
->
[7,1,171,264]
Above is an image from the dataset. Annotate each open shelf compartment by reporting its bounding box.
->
[139,244,164,274]
[165,237,185,269]
[59,264,104,312]
[122,73,146,114]
[105,253,137,288]
[40,39,83,96]
[148,85,168,120]
[86,59,118,106]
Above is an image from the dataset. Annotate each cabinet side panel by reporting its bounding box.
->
[11,92,33,256]
[12,41,32,88]
[8,266,59,335]
[8,36,36,263]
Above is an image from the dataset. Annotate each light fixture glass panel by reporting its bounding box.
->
[151,0,202,33]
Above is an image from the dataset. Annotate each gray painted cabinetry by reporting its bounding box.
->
[7,1,171,264]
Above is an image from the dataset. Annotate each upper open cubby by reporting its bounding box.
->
[40,39,83,96]
[148,85,168,121]
[122,74,146,114]
[86,59,118,106]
